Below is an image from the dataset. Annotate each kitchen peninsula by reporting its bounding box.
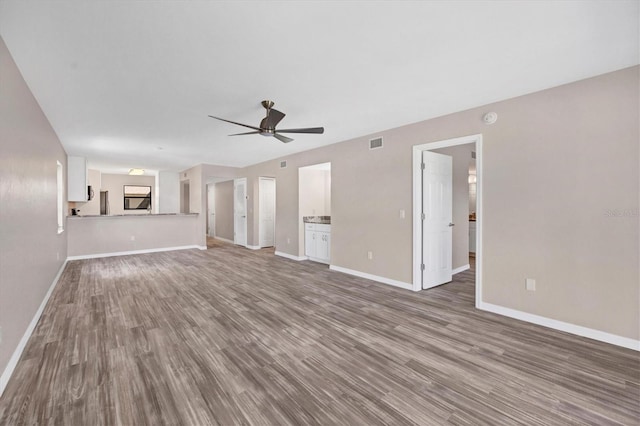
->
[67,213,202,259]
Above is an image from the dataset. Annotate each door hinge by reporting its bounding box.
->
[421,162,425,170]
[421,213,425,221]
[421,264,425,271]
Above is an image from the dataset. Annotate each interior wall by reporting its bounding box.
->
[432,144,474,270]
[0,36,68,385]
[238,66,639,341]
[299,168,331,216]
[158,171,180,213]
[99,174,155,215]
[214,180,234,241]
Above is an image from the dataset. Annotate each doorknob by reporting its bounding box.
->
[448,222,455,227]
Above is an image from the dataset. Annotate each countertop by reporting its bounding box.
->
[303,216,331,224]
[68,213,199,218]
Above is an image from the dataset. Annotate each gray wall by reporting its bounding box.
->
[214,180,234,241]
[67,215,200,257]
[0,37,68,381]
[232,66,638,340]
[100,173,156,215]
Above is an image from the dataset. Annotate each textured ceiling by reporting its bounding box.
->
[1,1,638,173]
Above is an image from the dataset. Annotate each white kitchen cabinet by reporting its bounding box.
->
[305,223,331,264]
[68,156,88,202]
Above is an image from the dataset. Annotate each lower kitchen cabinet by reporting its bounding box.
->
[305,223,331,264]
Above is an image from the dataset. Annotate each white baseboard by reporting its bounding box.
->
[67,245,204,260]
[0,260,68,397]
[247,245,261,250]
[452,264,470,275]
[478,301,639,352]
[274,251,308,261]
[329,265,413,291]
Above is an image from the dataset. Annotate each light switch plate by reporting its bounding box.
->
[525,278,536,291]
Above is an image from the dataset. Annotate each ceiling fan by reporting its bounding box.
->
[209,100,324,143]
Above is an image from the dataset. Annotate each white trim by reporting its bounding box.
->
[67,245,204,260]
[274,251,308,261]
[247,245,261,250]
[1,260,68,397]
[329,265,413,291]
[412,134,483,301]
[214,236,234,244]
[452,264,470,275]
[479,301,640,351]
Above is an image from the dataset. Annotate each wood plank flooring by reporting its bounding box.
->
[1,241,638,425]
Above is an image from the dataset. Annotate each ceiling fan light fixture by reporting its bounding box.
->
[129,168,145,175]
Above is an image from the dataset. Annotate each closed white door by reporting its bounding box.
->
[259,177,276,247]
[207,184,216,237]
[234,178,247,246]
[422,151,453,289]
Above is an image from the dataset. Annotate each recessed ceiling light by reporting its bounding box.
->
[129,168,145,175]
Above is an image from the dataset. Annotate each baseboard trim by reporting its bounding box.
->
[0,260,68,397]
[329,265,413,291]
[452,264,470,275]
[67,245,204,260]
[274,251,307,261]
[478,301,639,351]
[247,245,261,250]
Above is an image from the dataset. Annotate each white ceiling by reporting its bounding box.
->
[1,1,638,174]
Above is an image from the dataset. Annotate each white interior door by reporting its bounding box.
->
[422,151,453,289]
[259,177,276,247]
[207,184,216,237]
[234,178,247,246]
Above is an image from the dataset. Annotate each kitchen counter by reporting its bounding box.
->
[303,215,331,224]
[68,213,198,219]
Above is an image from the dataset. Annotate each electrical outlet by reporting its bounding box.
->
[399,209,405,219]
[525,278,536,291]
[56,252,60,261]
[367,251,373,260]
[130,236,135,241]
[287,238,291,244]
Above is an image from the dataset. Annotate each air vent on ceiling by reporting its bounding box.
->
[280,160,287,168]
[369,137,383,150]
[471,151,476,159]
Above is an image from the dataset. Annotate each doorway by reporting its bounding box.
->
[413,134,482,307]
[259,177,276,248]
[180,180,190,214]
[234,178,248,247]
[206,177,235,245]
[298,163,332,259]
[207,184,216,237]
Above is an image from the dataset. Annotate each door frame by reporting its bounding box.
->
[207,184,216,238]
[258,177,276,248]
[233,177,248,247]
[412,134,483,308]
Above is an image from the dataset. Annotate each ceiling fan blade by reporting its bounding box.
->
[276,127,324,134]
[208,115,261,131]
[265,108,286,128]
[273,133,294,143]
[229,131,260,136]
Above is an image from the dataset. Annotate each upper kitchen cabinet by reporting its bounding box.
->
[67,156,88,201]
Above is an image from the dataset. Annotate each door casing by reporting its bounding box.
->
[412,134,483,308]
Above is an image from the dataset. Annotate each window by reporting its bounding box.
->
[124,185,152,210]
[56,161,64,233]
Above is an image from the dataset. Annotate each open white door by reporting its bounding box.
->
[207,184,216,237]
[259,177,276,247]
[234,178,247,246]
[422,151,453,289]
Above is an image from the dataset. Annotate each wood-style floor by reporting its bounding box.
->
[1,240,638,425]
